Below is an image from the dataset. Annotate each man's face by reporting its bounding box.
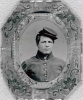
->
[38,36,54,54]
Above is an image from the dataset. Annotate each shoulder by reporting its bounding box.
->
[21,56,37,65]
[21,56,37,70]
[25,56,38,63]
[51,57,66,71]
[52,57,66,65]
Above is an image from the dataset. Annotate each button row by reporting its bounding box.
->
[44,70,47,81]
[43,62,47,81]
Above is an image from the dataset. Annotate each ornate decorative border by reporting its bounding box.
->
[1,0,82,100]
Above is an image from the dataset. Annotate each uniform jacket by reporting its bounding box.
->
[21,50,65,82]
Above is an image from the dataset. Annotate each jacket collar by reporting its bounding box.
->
[36,50,53,60]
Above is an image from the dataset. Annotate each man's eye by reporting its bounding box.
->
[48,41,52,43]
[41,41,46,43]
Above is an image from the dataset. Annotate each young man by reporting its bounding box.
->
[21,27,65,82]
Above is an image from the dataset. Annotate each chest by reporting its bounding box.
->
[27,59,63,74]
[25,58,64,82]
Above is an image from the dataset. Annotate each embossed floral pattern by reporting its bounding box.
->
[63,77,77,91]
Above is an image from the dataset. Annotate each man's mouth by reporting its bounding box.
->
[44,49,50,51]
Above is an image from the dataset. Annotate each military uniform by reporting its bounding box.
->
[21,50,65,82]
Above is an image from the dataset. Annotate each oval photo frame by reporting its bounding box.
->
[14,15,68,89]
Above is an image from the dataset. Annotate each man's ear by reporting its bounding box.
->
[37,44,39,48]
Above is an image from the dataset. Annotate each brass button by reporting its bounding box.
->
[44,68,47,71]
[44,74,47,77]
[45,80,48,82]
[44,57,47,60]
[43,63,47,66]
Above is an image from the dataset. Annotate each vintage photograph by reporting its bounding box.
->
[19,20,67,82]
[1,0,82,99]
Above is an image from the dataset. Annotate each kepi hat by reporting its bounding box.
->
[38,27,58,40]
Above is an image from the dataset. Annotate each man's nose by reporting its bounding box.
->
[45,43,49,47]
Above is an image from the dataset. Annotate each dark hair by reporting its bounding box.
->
[36,34,54,45]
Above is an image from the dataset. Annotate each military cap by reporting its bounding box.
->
[38,27,58,40]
